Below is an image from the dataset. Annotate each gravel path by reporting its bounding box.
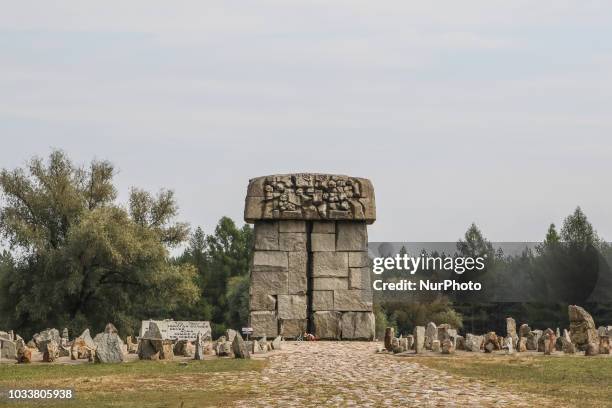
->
[235,341,563,407]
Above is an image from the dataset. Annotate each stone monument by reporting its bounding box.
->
[244,173,376,340]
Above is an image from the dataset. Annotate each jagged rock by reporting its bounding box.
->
[33,328,61,352]
[465,334,483,352]
[441,339,455,354]
[425,322,437,350]
[414,326,425,354]
[138,322,164,360]
[560,337,575,354]
[0,331,10,340]
[437,324,456,344]
[568,305,598,351]
[405,335,414,351]
[93,331,124,363]
[58,345,70,357]
[431,340,441,353]
[585,342,599,356]
[384,327,394,351]
[71,329,96,360]
[43,341,58,362]
[272,335,282,350]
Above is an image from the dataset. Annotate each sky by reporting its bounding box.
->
[1,1,612,243]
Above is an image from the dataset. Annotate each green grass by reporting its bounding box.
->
[412,355,612,407]
[0,359,266,407]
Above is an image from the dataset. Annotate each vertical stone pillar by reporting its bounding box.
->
[244,174,376,340]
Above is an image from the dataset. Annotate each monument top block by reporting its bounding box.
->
[244,173,376,224]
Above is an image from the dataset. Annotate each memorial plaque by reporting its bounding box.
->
[139,320,211,341]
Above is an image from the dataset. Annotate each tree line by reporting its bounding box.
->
[1,151,610,339]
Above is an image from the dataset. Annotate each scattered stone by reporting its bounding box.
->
[138,322,163,360]
[194,333,204,360]
[384,327,394,351]
[93,327,125,363]
[174,340,195,357]
[43,341,58,362]
[33,328,61,353]
[526,330,542,351]
[465,334,483,352]
[126,336,138,354]
[561,337,575,354]
[272,335,283,350]
[0,339,17,360]
[506,317,518,347]
[568,305,598,351]
[543,332,556,355]
[17,340,32,364]
[405,335,414,351]
[441,339,455,354]
[425,322,437,350]
[455,335,465,351]
[584,342,599,356]
[431,340,441,353]
[226,329,238,343]
[413,326,425,354]
[217,341,233,357]
[232,335,251,359]
[71,329,96,360]
[504,336,514,355]
[599,336,610,354]
[518,337,527,352]
[483,332,501,353]
[519,324,531,338]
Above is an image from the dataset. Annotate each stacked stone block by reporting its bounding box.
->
[245,174,376,340]
[250,220,308,338]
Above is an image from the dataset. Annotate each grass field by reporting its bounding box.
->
[0,359,266,407]
[412,354,612,408]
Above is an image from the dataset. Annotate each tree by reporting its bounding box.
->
[0,151,199,337]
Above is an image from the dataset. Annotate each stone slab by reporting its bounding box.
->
[312,290,334,311]
[251,271,288,294]
[278,220,306,232]
[341,312,375,340]
[277,294,308,320]
[311,233,336,252]
[279,232,307,252]
[253,221,279,250]
[252,251,288,272]
[312,221,335,233]
[313,311,342,340]
[244,174,376,223]
[280,319,307,338]
[336,222,367,251]
[333,289,372,311]
[287,252,307,294]
[250,311,278,338]
[348,251,370,268]
[250,291,277,311]
[313,277,348,291]
[313,252,349,277]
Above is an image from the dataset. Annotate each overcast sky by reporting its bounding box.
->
[1,1,611,243]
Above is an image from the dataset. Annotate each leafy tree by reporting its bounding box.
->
[0,151,199,338]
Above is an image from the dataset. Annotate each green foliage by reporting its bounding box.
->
[0,151,199,338]
[176,218,253,336]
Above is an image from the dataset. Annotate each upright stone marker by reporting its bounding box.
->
[245,174,376,339]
